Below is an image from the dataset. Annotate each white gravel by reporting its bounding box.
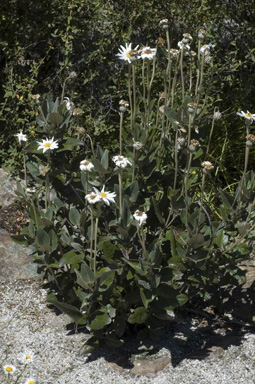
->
[1,279,255,384]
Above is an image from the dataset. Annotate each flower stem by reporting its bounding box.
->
[118,171,122,216]
[120,111,124,155]
[137,226,148,259]
[198,172,206,228]
[205,107,217,158]
[180,48,185,102]
[93,217,99,274]
[90,209,94,265]
[128,65,133,133]
[132,64,137,138]
[23,153,27,188]
[184,152,193,234]
[195,40,201,96]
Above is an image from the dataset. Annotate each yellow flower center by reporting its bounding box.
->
[26,355,31,360]
[100,192,107,198]
[126,52,131,58]
[118,156,124,161]
[246,113,252,118]
[90,194,96,199]
[28,381,34,384]
[6,366,13,372]
[44,142,51,148]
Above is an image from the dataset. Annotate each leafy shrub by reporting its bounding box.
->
[12,24,255,350]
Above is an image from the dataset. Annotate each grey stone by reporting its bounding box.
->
[0,168,18,208]
[0,229,34,281]
[130,356,171,377]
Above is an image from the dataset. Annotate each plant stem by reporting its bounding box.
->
[198,172,206,228]
[184,152,193,234]
[180,47,185,102]
[132,64,137,138]
[23,153,27,188]
[119,111,124,155]
[173,129,179,190]
[90,209,94,264]
[195,40,201,96]
[205,107,217,158]
[93,217,99,274]
[137,226,148,259]
[118,171,123,216]
[128,65,133,133]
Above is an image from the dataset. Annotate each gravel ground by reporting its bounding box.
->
[1,279,255,384]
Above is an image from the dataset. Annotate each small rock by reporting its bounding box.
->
[130,356,171,377]
[0,169,18,208]
[0,229,34,281]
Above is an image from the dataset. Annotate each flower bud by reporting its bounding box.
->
[213,109,222,120]
[159,19,169,29]
[119,99,129,113]
[187,102,197,114]
[246,134,255,147]
[189,139,200,152]
[198,29,207,41]
[69,71,77,79]
[202,161,214,172]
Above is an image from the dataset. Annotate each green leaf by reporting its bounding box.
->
[140,288,153,309]
[48,112,63,125]
[99,270,115,292]
[88,311,111,330]
[101,241,117,260]
[81,261,95,283]
[152,198,165,224]
[59,250,84,266]
[101,149,109,170]
[121,198,132,227]
[128,307,149,324]
[188,234,205,248]
[58,137,79,151]
[37,228,50,246]
[128,181,139,203]
[28,221,35,238]
[105,334,123,347]
[177,293,188,306]
[47,295,87,324]
[15,180,26,198]
[92,158,108,175]
[193,147,203,160]
[49,229,58,251]
[69,207,81,227]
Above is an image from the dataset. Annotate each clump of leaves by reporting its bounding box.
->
[12,25,255,350]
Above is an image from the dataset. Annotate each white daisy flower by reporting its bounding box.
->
[37,137,59,153]
[63,97,73,111]
[200,43,215,56]
[139,46,157,60]
[16,131,27,144]
[237,110,255,122]
[182,33,193,44]
[133,210,147,226]
[24,378,36,384]
[112,155,132,169]
[85,192,101,204]
[116,43,139,64]
[3,364,16,374]
[178,41,190,51]
[18,350,36,364]
[95,186,116,206]
[80,160,94,172]
[202,161,214,170]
